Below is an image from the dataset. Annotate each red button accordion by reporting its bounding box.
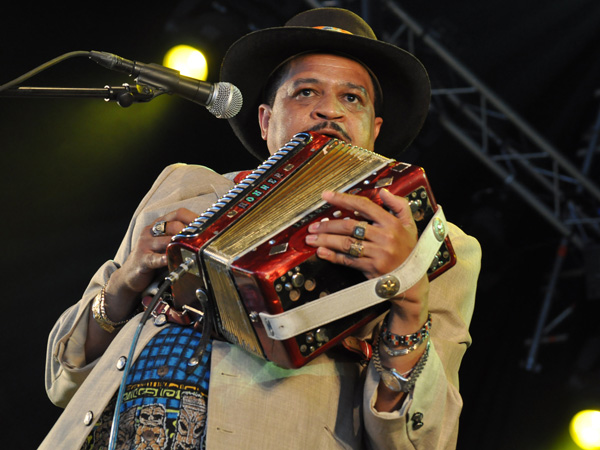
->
[166,131,455,368]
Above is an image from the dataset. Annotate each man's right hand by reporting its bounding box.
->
[85,208,198,362]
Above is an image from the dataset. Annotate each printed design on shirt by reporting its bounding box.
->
[117,406,137,449]
[81,326,211,450]
[123,380,203,404]
[134,403,168,450]
[172,392,207,450]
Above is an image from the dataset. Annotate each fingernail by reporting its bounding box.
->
[308,222,320,232]
[305,234,317,244]
[322,190,334,200]
[316,247,331,258]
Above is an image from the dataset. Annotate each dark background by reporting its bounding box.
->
[1,1,599,449]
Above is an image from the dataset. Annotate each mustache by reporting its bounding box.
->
[308,121,352,143]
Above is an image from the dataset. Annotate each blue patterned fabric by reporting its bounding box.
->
[82,325,211,449]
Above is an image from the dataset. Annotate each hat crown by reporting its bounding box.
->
[285,8,377,40]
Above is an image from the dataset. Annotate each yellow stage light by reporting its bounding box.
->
[163,45,208,81]
[570,410,600,449]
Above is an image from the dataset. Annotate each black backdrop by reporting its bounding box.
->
[1,1,599,449]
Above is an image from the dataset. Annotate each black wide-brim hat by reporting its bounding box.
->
[220,7,431,160]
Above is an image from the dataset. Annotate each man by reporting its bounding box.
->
[42,8,481,449]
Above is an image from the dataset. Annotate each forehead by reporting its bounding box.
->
[280,53,376,97]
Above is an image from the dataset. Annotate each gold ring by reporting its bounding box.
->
[352,221,368,240]
[151,220,167,237]
[348,241,364,258]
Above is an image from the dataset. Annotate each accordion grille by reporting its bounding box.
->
[207,140,389,259]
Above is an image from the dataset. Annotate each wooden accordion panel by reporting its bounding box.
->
[166,131,455,368]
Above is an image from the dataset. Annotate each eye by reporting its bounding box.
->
[298,88,314,97]
[344,93,363,104]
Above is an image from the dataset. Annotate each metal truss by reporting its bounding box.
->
[306,0,600,371]
[379,0,600,248]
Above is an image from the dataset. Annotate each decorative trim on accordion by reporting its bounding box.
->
[175,132,313,239]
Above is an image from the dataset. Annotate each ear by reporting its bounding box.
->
[258,104,272,141]
[373,116,383,141]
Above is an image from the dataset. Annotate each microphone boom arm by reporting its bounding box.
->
[0,83,159,107]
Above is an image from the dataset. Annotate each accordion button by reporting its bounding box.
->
[291,273,305,288]
[315,328,329,343]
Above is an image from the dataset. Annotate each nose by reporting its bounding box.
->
[311,93,344,121]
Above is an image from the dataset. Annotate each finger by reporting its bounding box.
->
[146,235,173,252]
[162,207,199,223]
[321,190,385,223]
[379,189,413,223]
[312,240,385,279]
[141,250,168,271]
[322,190,406,229]
[306,232,371,258]
[163,220,190,236]
[307,217,375,242]
[313,241,363,266]
[379,189,419,239]
[150,208,199,236]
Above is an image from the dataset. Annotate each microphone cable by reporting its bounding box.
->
[0,51,89,92]
[107,258,196,450]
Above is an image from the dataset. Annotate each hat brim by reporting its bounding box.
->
[220,26,431,160]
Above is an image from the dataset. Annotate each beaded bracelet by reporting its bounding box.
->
[381,313,432,348]
[91,282,129,333]
[382,336,426,357]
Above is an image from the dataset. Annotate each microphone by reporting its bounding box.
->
[89,50,243,119]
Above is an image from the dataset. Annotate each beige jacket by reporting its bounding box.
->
[41,164,481,449]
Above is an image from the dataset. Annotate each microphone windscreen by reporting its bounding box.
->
[208,82,243,119]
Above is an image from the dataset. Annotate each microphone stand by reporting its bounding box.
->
[0,83,159,107]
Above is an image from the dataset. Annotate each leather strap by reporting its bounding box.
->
[141,295,197,326]
[259,205,448,341]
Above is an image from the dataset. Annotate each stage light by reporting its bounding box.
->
[570,410,600,449]
[163,45,208,81]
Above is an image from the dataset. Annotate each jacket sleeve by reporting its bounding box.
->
[363,223,482,449]
[44,163,230,407]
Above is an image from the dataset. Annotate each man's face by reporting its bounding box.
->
[258,53,383,155]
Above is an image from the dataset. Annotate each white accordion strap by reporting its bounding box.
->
[259,205,449,341]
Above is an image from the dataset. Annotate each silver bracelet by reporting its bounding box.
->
[381,337,424,357]
[372,334,431,393]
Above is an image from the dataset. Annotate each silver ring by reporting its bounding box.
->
[352,221,368,240]
[348,241,364,258]
[151,220,167,237]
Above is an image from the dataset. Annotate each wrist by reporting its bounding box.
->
[95,271,143,329]
[372,333,430,393]
[91,282,130,333]
[373,311,432,388]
